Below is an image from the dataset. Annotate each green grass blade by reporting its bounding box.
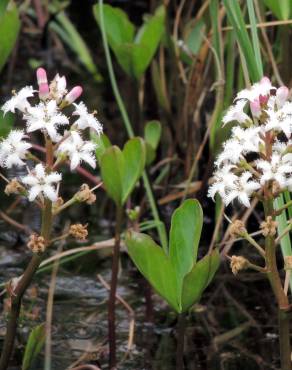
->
[246,0,263,77]
[223,0,261,82]
[274,195,292,291]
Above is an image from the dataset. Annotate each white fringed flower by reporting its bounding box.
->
[235,77,275,102]
[73,102,103,134]
[256,154,292,188]
[49,74,67,102]
[24,100,69,142]
[209,78,292,208]
[224,172,261,207]
[222,100,251,126]
[57,131,96,170]
[2,86,35,115]
[22,163,61,202]
[0,130,32,168]
[208,165,237,201]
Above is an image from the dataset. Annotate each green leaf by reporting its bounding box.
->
[22,324,46,370]
[93,4,165,79]
[0,111,14,138]
[100,137,146,206]
[144,120,161,150]
[264,0,291,20]
[126,231,180,311]
[50,11,101,81]
[169,199,203,284]
[94,4,135,46]
[0,2,20,72]
[144,120,161,165]
[247,0,263,77]
[91,133,111,163]
[132,5,165,78]
[223,0,262,82]
[126,199,219,313]
[0,0,9,21]
[181,249,220,311]
[93,4,135,76]
[184,18,205,55]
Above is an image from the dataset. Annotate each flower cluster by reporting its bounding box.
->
[209,77,292,207]
[0,68,102,203]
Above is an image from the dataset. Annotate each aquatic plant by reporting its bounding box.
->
[209,77,292,370]
[0,68,102,370]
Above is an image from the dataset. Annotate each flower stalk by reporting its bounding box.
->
[108,205,123,369]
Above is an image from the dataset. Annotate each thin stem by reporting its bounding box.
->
[108,206,123,369]
[98,0,168,251]
[274,200,292,216]
[176,313,186,370]
[276,223,292,245]
[0,199,53,370]
[263,199,291,370]
[0,137,54,370]
[244,232,266,258]
[279,309,291,370]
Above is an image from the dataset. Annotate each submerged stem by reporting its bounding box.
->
[176,313,186,370]
[108,206,123,369]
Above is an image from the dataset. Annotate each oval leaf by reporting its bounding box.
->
[126,230,180,312]
[100,146,124,206]
[181,249,220,311]
[169,199,203,283]
[121,137,146,204]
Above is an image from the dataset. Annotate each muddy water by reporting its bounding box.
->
[0,222,281,370]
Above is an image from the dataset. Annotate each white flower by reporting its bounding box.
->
[24,100,69,142]
[57,131,96,170]
[73,102,103,134]
[222,100,251,126]
[215,139,244,166]
[0,130,31,168]
[2,86,35,115]
[21,163,61,202]
[265,106,292,138]
[208,165,237,200]
[224,172,261,207]
[235,77,275,102]
[49,74,67,102]
[231,126,262,153]
[256,153,292,188]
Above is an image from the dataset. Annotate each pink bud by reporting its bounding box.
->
[36,68,49,100]
[250,99,261,118]
[65,86,83,104]
[36,67,48,85]
[260,76,271,86]
[259,94,268,106]
[276,86,289,108]
[39,83,50,100]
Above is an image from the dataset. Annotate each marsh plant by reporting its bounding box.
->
[0,68,102,370]
[209,77,292,370]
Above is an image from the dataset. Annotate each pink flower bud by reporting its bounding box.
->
[259,94,268,106]
[39,83,50,100]
[37,68,49,100]
[260,76,271,86]
[36,68,48,85]
[250,99,261,117]
[65,86,83,104]
[276,86,289,108]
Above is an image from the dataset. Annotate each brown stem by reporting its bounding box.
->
[176,313,186,370]
[0,200,53,370]
[263,199,291,370]
[0,137,54,370]
[108,206,122,369]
